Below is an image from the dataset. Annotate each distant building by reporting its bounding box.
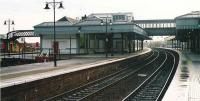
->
[88,12,133,22]
[9,41,24,53]
[175,11,200,53]
[0,34,27,53]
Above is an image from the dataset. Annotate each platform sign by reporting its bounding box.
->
[35,42,39,48]
[53,41,59,54]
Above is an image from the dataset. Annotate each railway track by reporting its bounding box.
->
[45,50,157,101]
[122,51,177,101]
[44,49,179,101]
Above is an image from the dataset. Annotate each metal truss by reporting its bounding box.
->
[134,19,176,36]
[6,30,38,40]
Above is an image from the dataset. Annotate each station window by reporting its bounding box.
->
[113,15,126,22]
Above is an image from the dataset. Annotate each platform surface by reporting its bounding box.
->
[0,48,151,88]
[163,51,200,101]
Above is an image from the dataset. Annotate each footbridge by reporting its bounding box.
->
[6,30,37,41]
[134,11,200,53]
[134,19,176,36]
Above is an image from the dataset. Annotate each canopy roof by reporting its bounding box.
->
[34,16,150,40]
[74,16,102,25]
[35,16,78,27]
[176,11,200,19]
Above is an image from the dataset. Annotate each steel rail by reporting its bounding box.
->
[155,51,176,101]
[79,51,161,101]
[45,50,159,101]
[76,50,162,101]
[122,49,176,101]
[122,51,168,101]
[79,49,166,101]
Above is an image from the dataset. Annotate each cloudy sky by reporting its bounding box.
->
[0,0,199,37]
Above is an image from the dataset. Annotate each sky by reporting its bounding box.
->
[0,0,199,42]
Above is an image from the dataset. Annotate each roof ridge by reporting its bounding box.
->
[57,16,78,24]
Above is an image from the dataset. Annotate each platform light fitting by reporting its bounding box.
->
[101,19,112,25]
[109,20,112,25]
[100,20,104,25]
[44,2,63,9]
[58,2,64,9]
[11,21,15,25]
[44,3,50,9]
[4,20,14,25]
[43,0,64,67]
[78,27,81,33]
[4,21,6,25]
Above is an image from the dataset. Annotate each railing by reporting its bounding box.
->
[0,49,40,59]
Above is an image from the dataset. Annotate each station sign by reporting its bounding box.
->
[35,42,39,48]
[53,41,59,54]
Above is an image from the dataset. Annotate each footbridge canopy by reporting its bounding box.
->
[134,19,176,36]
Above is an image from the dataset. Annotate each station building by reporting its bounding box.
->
[134,11,200,54]
[175,11,200,53]
[34,12,150,56]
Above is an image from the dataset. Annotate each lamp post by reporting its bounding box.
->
[101,17,112,58]
[4,19,15,57]
[44,0,64,67]
[4,19,14,33]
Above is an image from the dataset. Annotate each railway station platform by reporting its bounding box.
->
[163,51,200,101]
[0,48,151,88]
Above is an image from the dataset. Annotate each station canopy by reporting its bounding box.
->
[34,16,150,40]
[175,11,200,30]
[176,11,200,19]
[175,11,200,41]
